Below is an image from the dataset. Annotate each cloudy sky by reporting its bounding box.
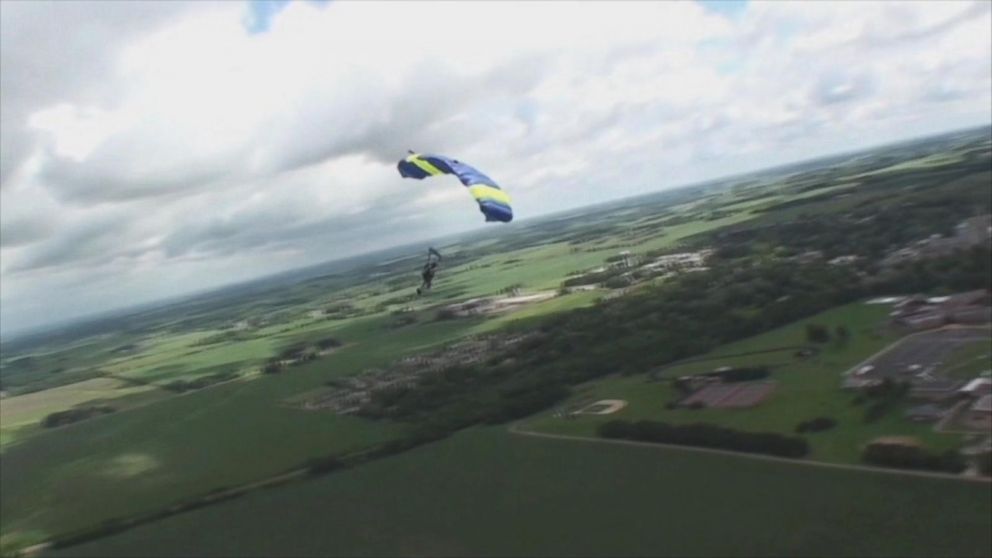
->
[1,0,990,336]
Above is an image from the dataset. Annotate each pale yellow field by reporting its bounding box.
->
[0,378,161,446]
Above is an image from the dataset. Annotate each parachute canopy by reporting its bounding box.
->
[397,153,513,223]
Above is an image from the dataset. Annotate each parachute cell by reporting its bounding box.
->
[397,153,513,223]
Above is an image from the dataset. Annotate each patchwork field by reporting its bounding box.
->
[523,303,971,464]
[49,428,992,558]
[0,378,169,448]
[3,129,990,555]
[0,315,481,550]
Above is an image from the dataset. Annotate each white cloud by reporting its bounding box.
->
[1,0,990,335]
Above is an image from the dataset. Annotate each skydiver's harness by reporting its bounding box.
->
[418,250,441,295]
[422,262,437,286]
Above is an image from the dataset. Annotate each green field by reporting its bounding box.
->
[0,314,480,550]
[849,152,967,178]
[523,303,967,464]
[50,427,992,558]
[0,378,169,448]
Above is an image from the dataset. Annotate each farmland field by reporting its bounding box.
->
[49,427,992,558]
[0,378,169,448]
[0,315,478,550]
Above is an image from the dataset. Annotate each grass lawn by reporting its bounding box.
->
[523,303,968,464]
[49,427,992,558]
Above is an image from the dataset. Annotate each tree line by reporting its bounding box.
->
[598,419,810,458]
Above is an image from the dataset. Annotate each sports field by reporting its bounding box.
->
[49,427,992,558]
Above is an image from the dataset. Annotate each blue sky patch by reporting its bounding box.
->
[697,0,748,19]
[244,0,330,34]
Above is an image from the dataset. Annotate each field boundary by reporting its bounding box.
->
[508,422,991,483]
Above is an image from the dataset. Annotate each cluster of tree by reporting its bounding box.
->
[278,343,315,360]
[598,420,809,458]
[795,417,837,433]
[864,377,910,399]
[979,452,992,477]
[361,257,871,434]
[863,378,911,423]
[358,361,570,431]
[192,330,256,347]
[262,338,339,373]
[316,337,342,350]
[834,325,850,345]
[498,283,524,294]
[805,324,831,344]
[703,209,735,221]
[603,276,634,289]
[163,370,240,393]
[705,167,990,263]
[434,308,460,321]
[869,245,991,295]
[305,455,347,477]
[42,405,115,428]
[862,442,966,473]
[50,483,248,550]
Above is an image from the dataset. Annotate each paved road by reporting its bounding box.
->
[508,422,991,484]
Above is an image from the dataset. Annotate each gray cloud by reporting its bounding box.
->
[0,215,54,248]
[253,54,550,175]
[0,1,205,185]
[6,210,132,272]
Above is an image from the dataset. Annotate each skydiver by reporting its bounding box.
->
[417,260,440,296]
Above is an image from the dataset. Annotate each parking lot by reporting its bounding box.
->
[848,327,990,384]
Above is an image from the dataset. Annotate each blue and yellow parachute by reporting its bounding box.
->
[397,153,513,223]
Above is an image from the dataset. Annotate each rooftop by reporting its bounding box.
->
[961,378,992,393]
[973,394,992,413]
